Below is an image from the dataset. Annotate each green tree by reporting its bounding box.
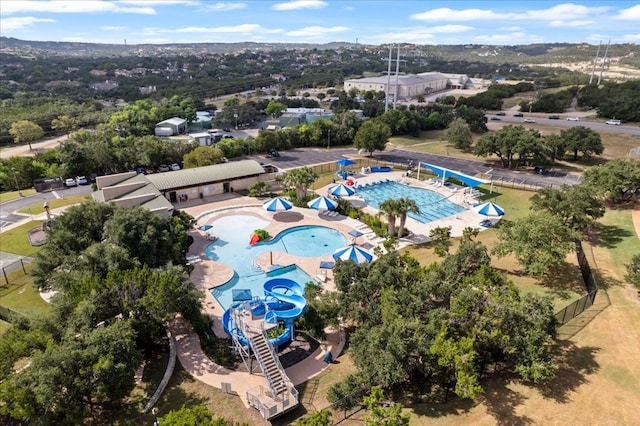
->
[444,117,472,150]
[378,198,400,237]
[248,181,270,197]
[582,158,640,203]
[183,146,226,168]
[9,120,44,150]
[543,134,567,162]
[530,184,605,231]
[493,212,577,276]
[51,114,79,139]
[278,166,318,199]
[625,254,640,289]
[429,226,452,257]
[475,125,544,169]
[294,408,332,426]
[353,120,391,156]
[265,100,287,117]
[559,126,604,161]
[396,197,420,238]
[158,404,234,426]
[363,386,410,426]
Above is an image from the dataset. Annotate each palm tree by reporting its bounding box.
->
[379,198,401,237]
[278,167,318,199]
[396,197,420,239]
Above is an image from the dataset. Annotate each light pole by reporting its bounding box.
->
[327,129,331,150]
[233,112,238,130]
[11,168,21,196]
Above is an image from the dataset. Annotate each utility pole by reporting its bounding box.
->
[393,44,400,109]
[589,41,602,85]
[597,40,610,85]
[384,46,392,112]
[327,129,330,150]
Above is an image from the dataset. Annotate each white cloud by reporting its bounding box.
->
[1,17,55,32]
[101,25,126,31]
[548,20,595,27]
[475,32,527,43]
[613,5,640,20]
[411,4,610,22]
[285,26,349,37]
[374,25,472,43]
[118,0,199,5]
[1,1,155,15]
[141,24,283,35]
[272,1,327,11]
[411,8,508,22]
[499,26,522,31]
[201,2,246,11]
[622,33,640,41]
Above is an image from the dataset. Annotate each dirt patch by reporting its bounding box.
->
[27,226,47,246]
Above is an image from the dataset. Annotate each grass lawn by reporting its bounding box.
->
[0,189,37,203]
[17,195,89,215]
[0,220,45,257]
[0,265,51,318]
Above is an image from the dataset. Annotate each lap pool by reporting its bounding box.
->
[205,214,347,309]
[357,180,466,223]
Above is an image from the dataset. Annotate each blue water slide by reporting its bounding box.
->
[222,278,307,347]
[263,278,307,320]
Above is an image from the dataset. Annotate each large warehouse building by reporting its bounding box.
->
[343,72,480,100]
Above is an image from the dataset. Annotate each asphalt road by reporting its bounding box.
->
[487,114,640,136]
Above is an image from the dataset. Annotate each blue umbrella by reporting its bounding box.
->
[332,245,373,264]
[307,195,338,211]
[473,201,505,217]
[328,183,356,197]
[263,197,293,212]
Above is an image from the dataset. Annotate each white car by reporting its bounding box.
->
[76,176,89,185]
[523,118,536,123]
[566,117,580,121]
[65,178,77,187]
[170,163,181,171]
[605,119,621,125]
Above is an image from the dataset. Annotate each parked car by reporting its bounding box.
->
[548,115,560,119]
[513,112,524,117]
[495,111,506,116]
[523,118,536,123]
[65,177,77,187]
[158,164,170,172]
[269,149,280,157]
[605,119,622,125]
[223,135,234,139]
[170,163,181,171]
[490,116,502,121]
[566,117,580,121]
[222,128,232,132]
[76,176,89,185]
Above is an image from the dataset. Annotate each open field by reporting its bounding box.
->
[0,266,51,319]
[1,220,45,257]
[0,189,37,203]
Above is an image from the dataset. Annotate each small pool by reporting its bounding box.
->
[204,214,347,309]
[211,265,317,310]
[357,180,465,223]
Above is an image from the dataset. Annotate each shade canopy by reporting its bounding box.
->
[419,162,490,188]
[307,195,338,211]
[335,158,356,168]
[473,201,505,217]
[263,197,293,212]
[332,245,373,264]
[328,183,356,197]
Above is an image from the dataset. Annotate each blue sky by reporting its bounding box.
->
[1,1,639,46]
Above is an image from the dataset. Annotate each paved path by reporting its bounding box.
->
[633,206,640,239]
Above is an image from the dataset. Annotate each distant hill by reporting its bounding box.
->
[1,37,637,68]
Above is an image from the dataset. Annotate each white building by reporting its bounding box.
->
[343,72,475,100]
[154,117,187,136]
[189,132,213,146]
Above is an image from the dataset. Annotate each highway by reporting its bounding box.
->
[486,114,640,136]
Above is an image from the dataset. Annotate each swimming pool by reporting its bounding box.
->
[357,180,466,223]
[211,265,317,309]
[205,215,347,309]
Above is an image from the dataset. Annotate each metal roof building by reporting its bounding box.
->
[93,160,266,213]
[343,72,472,99]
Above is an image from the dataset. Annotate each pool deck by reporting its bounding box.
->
[169,171,498,415]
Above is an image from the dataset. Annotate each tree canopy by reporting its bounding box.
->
[353,120,391,156]
[9,120,44,150]
[582,158,640,204]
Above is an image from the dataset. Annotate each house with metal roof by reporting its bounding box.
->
[92,172,175,218]
[155,117,188,136]
[92,160,267,213]
[343,72,473,99]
